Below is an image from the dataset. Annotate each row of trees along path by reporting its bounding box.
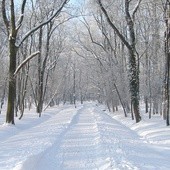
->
[0,0,170,125]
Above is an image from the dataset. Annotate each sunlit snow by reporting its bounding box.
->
[0,102,170,170]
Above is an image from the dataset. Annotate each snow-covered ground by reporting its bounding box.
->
[0,102,170,170]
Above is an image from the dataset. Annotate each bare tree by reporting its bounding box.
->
[164,0,170,126]
[96,0,142,122]
[1,0,68,124]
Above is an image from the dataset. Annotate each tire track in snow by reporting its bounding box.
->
[20,104,106,170]
[14,103,170,170]
[2,105,82,170]
[92,106,170,170]
[0,105,73,144]
[92,107,139,170]
[18,105,85,170]
[58,107,102,170]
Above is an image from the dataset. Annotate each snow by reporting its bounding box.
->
[0,102,170,170]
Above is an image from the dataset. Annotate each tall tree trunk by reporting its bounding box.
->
[114,83,127,117]
[5,0,18,124]
[125,0,141,123]
[166,52,170,125]
[97,0,141,123]
[36,22,53,116]
[2,0,68,124]
[164,1,170,126]
[36,28,43,116]
[128,49,141,122]
[6,38,17,124]
[73,62,76,108]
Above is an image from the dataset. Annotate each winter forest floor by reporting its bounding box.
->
[0,102,170,170]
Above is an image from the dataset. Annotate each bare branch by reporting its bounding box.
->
[97,0,132,51]
[10,0,16,33]
[80,17,106,51]
[49,16,75,38]
[132,0,142,21]
[2,0,9,35]
[17,0,68,47]
[93,14,115,52]
[14,51,40,76]
[16,0,27,31]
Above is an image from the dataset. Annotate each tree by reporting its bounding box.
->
[164,0,170,126]
[1,0,68,124]
[96,0,142,122]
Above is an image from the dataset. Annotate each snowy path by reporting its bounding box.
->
[0,103,170,170]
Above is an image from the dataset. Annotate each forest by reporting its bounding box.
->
[0,0,170,126]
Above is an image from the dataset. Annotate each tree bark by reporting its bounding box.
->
[114,83,127,117]
[6,38,17,124]
[4,0,18,124]
[2,0,68,124]
[164,0,170,126]
[97,0,141,122]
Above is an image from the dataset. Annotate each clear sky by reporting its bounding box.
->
[69,0,83,6]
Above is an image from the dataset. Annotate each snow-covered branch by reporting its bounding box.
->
[17,0,68,47]
[81,17,106,51]
[16,0,27,32]
[132,0,142,21]
[2,0,10,35]
[13,51,40,77]
[97,0,132,51]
